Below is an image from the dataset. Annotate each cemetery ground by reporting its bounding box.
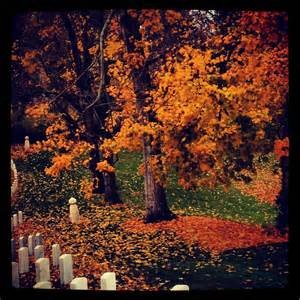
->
[11,149,288,290]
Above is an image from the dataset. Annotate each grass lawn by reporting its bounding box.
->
[116,151,278,226]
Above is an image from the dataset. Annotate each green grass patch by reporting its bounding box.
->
[115,151,278,226]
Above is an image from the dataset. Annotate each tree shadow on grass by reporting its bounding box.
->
[141,242,288,290]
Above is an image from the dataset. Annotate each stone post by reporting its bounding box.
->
[18,211,23,224]
[170,284,189,291]
[13,214,18,228]
[34,245,44,260]
[28,235,35,255]
[24,136,30,151]
[100,272,116,290]
[69,197,80,224]
[52,244,61,267]
[11,239,16,261]
[35,232,43,245]
[18,247,29,273]
[12,262,20,288]
[35,258,50,283]
[59,254,74,285]
[33,281,52,289]
[70,277,88,290]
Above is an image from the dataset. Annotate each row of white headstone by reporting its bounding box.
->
[11,159,18,197]
[11,209,189,291]
[11,211,23,231]
[12,233,189,291]
[12,243,117,291]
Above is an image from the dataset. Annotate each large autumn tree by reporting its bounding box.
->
[100,10,288,223]
[12,10,288,228]
[11,10,122,204]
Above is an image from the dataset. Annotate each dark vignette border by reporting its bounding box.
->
[0,0,298,300]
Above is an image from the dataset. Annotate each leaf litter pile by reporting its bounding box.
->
[12,202,288,290]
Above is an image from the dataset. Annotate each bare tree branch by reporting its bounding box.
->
[83,10,114,113]
[49,10,114,107]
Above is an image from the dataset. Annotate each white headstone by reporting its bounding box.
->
[34,245,44,260]
[11,239,16,260]
[18,247,29,273]
[59,254,74,285]
[52,244,61,267]
[13,214,18,228]
[35,233,43,245]
[11,262,20,288]
[28,235,35,255]
[24,136,30,151]
[19,236,25,248]
[70,277,88,290]
[69,198,80,224]
[100,272,116,290]
[35,258,50,283]
[33,281,52,289]
[170,284,190,291]
[18,211,23,224]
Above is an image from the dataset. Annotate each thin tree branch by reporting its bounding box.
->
[83,10,114,113]
[48,54,99,106]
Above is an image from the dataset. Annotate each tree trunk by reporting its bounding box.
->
[89,142,105,194]
[103,171,122,204]
[143,141,175,223]
[120,11,175,222]
[275,156,288,234]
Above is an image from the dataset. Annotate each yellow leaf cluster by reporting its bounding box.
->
[96,160,115,173]
[45,154,73,177]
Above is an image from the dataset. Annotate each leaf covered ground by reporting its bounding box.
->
[11,149,288,290]
[12,202,288,290]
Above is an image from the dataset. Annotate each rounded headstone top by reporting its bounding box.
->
[69,197,77,205]
[25,136,29,140]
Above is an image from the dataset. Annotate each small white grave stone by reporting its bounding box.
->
[59,254,74,285]
[33,281,52,289]
[35,258,50,283]
[18,247,29,273]
[70,277,88,290]
[13,214,18,228]
[100,272,116,290]
[11,239,16,260]
[170,284,190,291]
[24,136,30,151]
[35,233,43,245]
[69,197,80,224]
[34,245,44,260]
[28,235,35,255]
[19,236,25,248]
[11,262,20,288]
[52,244,61,267]
[18,211,23,224]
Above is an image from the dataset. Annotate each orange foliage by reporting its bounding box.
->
[96,160,115,173]
[274,137,289,160]
[122,216,287,255]
[21,50,39,74]
[11,143,44,161]
[60,69,75,82]
[45,154,73,177]
[25,101,57,127]
[165,10,182,25]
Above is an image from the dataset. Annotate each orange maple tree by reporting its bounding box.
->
[12,10,288,225]
[100,10,288,222]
